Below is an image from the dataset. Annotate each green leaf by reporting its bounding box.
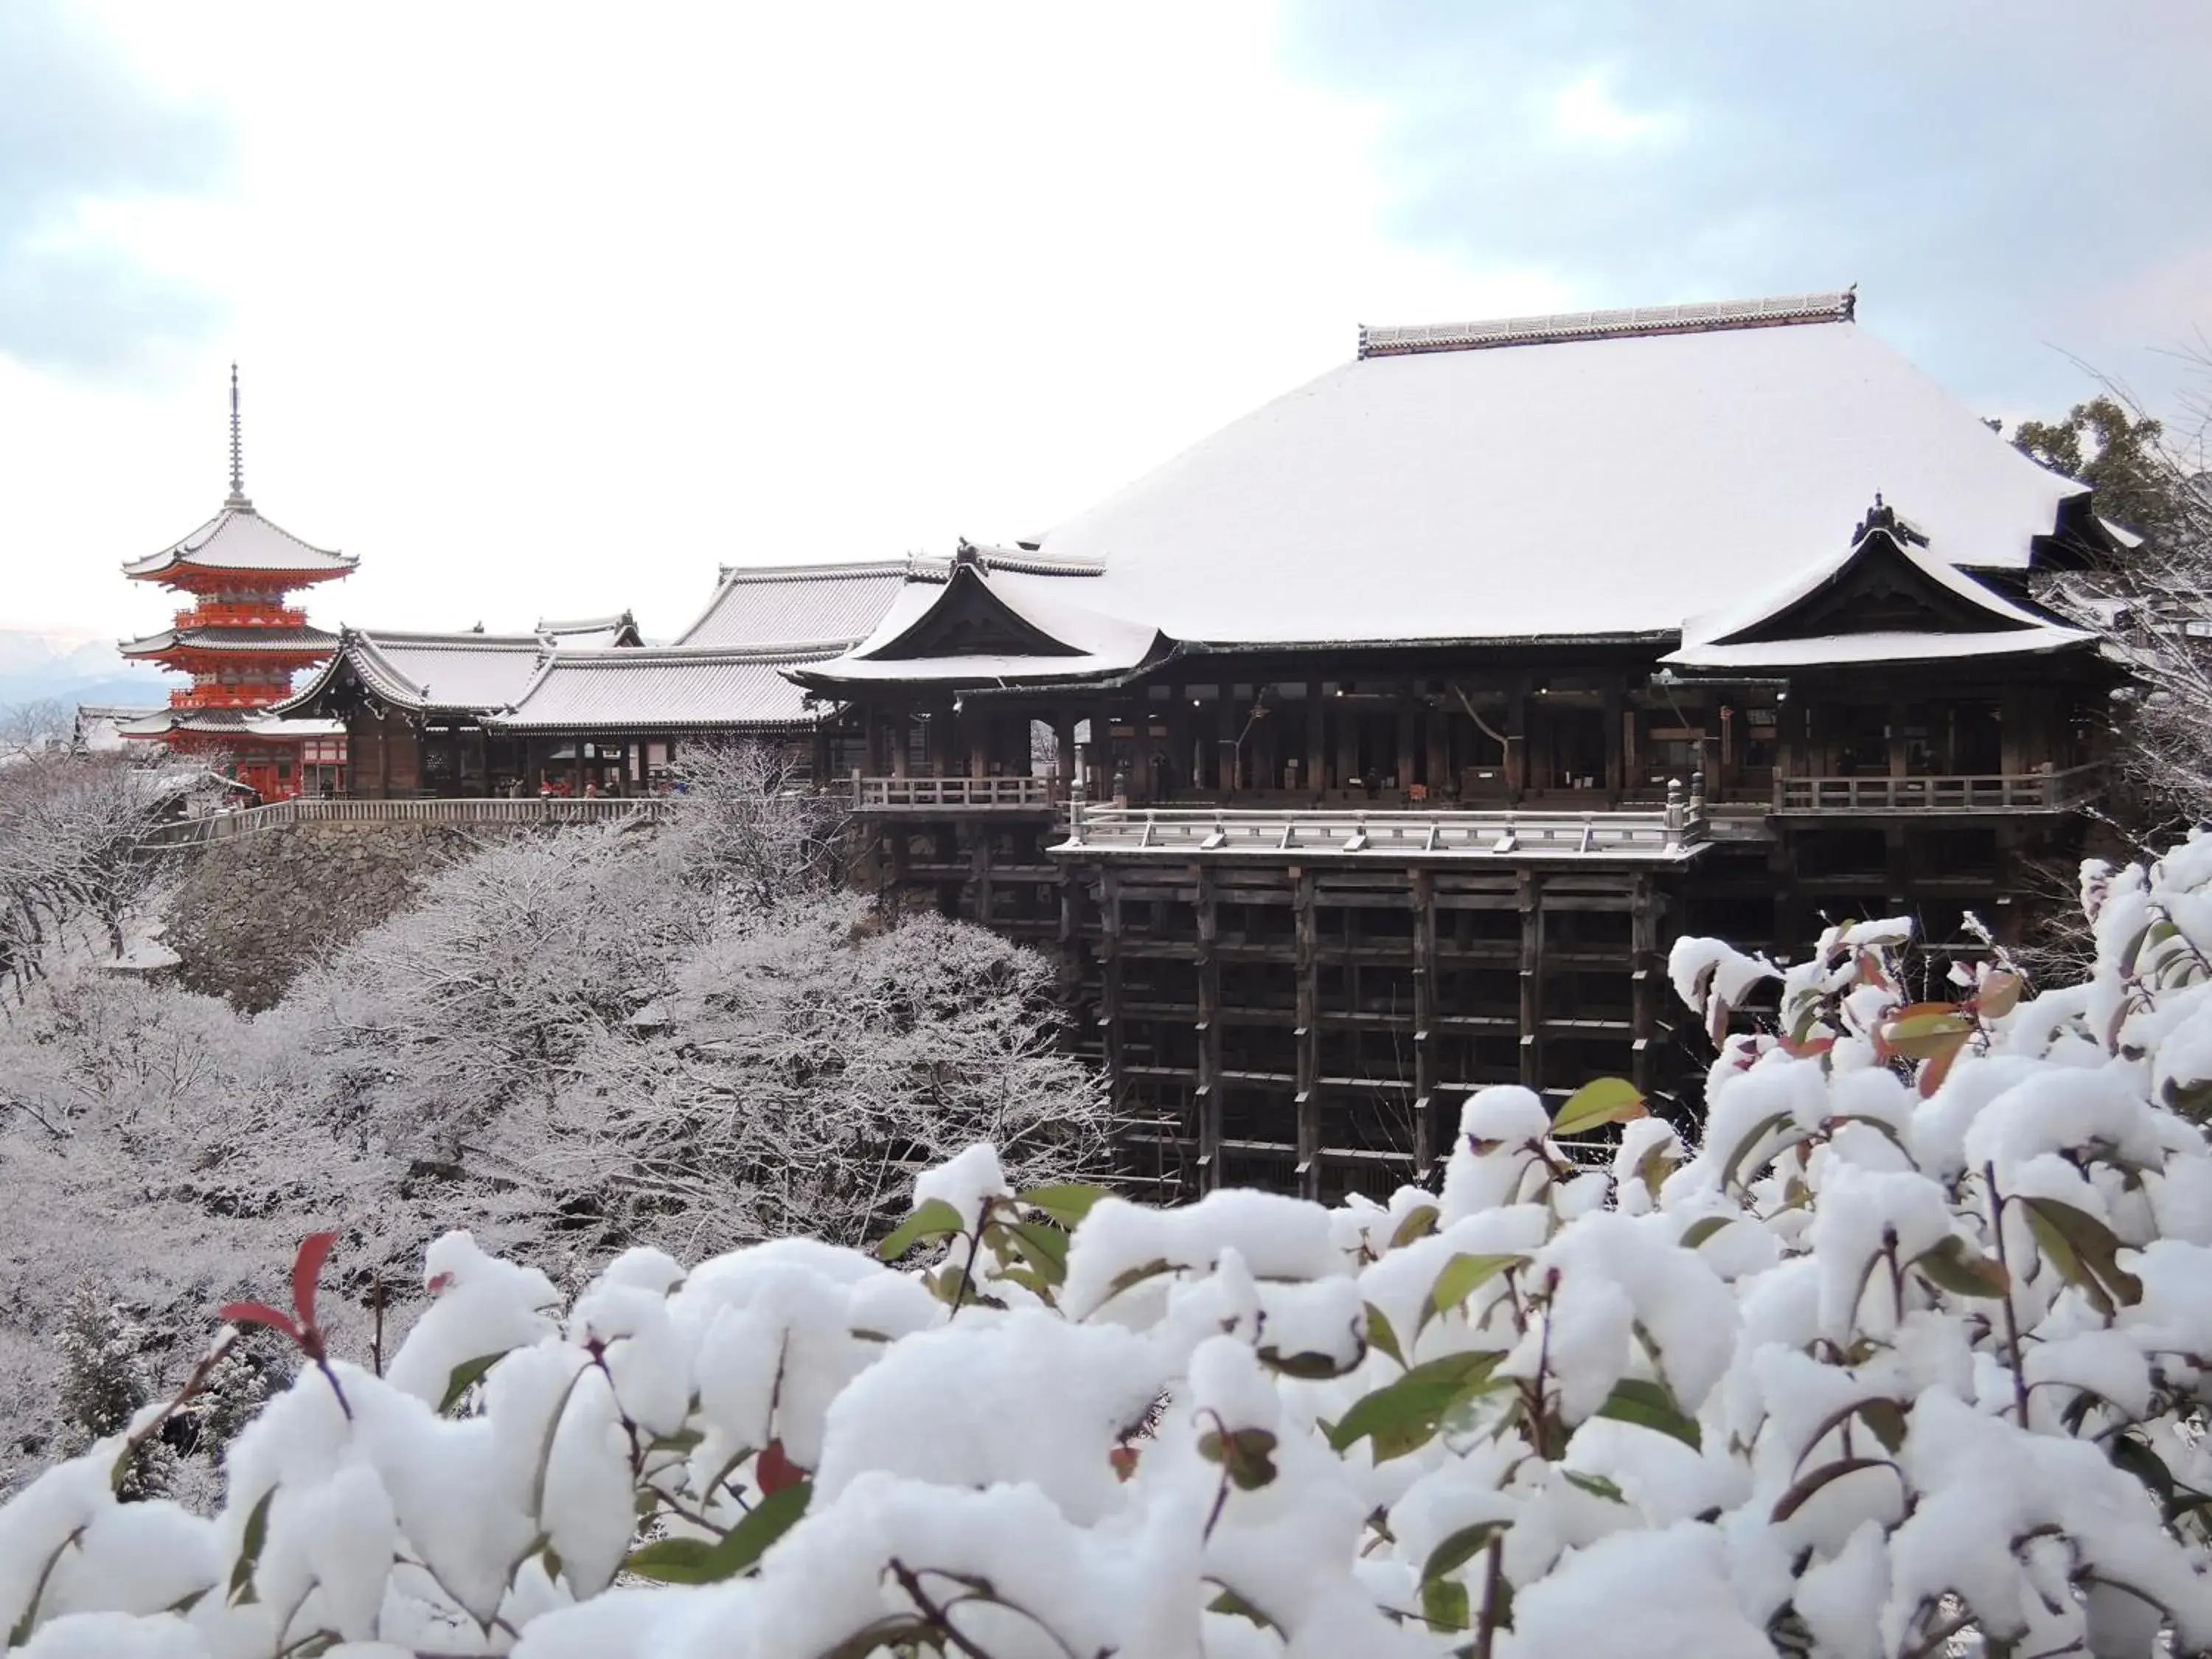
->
[7,1526,83,1647]
[1258,1345,1357,1380]
[1207,1588,1279,1630]
[1197,1427,1279,1490]
[1562,1470,1627,1503]
[1388,1203,1440,1250]
[1718,1111,1798,1194]
[1423,1253,1525,1333]
[2022,1196,2143,1315]
[1363,1302,1405,1368]
[1101,1257,1176,1302]
[1912,1236,2010,1300]
[2110,1434,2177,1513]
[876,1197,966,1262]
[1882,1009,1975,1061]
[1792,1397,1910,1472]
[1018,1183,1110,1229]
[229,1488,275,1605]
[439,1351,509,1416]
[1004,1220,1070,1290]
[1678,1216,1733,1250]
[1769,1457,1898,1523]
[1593,1378,1701,1450]
[1328,1351,1506,1459]
[622,1480,812,1583]
[1422,1576,1471,1633]
[647,1427,706,1454]
[1551,1077,1647,1138]
[1422,1520,1506,1585]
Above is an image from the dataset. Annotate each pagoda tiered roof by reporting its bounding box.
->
[122,503,356,585]
[119,624,338,658]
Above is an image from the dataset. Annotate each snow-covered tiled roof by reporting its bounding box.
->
[1357,291,1856,358]
[537,612,643,648]
[119,625,337,657]
[796,557,1162,688]
[1663,627,2092,670]
[490,645,835,732]
[122,504,356,581]
[1032,295,2087,648]
[271,629,554,717]
[674,560,914,649]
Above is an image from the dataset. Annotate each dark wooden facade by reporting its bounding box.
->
[830,635,2112,1205]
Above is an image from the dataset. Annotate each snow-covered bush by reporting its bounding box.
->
[17,840,2212,1655]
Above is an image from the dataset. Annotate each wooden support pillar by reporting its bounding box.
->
[1335,698,1358,795]
[1411,867,1438,1176]
[1630,875,1660,1097]
[1888,699,1910,779]
[970,829,994,926]
[1426,700,1449,797]
[1518,869,1545,1092]
[1306,681,1326,797]
[1195,864,1222,1190]
[1098,869,1125,1118]
[1294,868,1321,1201]
[1396,693,1416,793]
[1604,680,1626,801]
[1505,684,1528,799]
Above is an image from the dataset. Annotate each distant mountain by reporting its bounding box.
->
[0,629,167,716]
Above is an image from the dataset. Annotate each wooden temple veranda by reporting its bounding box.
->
[262,291,2133,1203]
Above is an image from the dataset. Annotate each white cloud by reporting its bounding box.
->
[1549,70,1674,150]
[7,0,1558,643]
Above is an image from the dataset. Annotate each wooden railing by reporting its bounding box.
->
[853,775,1055,810]
[1055,801,1703,862]
[1771,765,2104,814]
[145,796,672,846]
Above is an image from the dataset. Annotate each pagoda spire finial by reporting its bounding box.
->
[224,362,253,512]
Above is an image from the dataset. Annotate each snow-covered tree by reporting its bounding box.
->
[16,835,2212,1655]
[0,751,177,1002]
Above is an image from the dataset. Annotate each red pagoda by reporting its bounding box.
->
[119,369,356,801]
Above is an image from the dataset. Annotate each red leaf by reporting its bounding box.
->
[1110,1446,1140,1483]
[756,1439,803,1497]
[1778,1035,1835,1060]
[219,1301,301,1342]
[292,1231,339,1333]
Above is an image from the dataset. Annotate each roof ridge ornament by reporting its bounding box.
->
[224,364,254,513]
[1852,491,1930,548]
[1357,290,1858,359]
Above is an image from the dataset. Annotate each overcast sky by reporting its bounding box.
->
[4,0,2205,643]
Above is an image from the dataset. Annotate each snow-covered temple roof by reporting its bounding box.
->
[673,560,915,649]
[119,624,338,658]
[490,645,835,732]
[122,502,357,584]
[1022,291,2091,648]
[536,612,644,649]
[274,629,562,717]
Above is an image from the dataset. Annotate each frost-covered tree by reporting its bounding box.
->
[53,1280,174,1501]
[0,750,176,1001]
[2028,360,2212,832]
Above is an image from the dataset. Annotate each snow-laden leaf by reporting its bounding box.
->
[1550,1077,1646,1138]
[1018,1183,1110,1230]
[439,1352,509,1416]
[1769,1457,1900,1523]
[622,1481,811,1583]
[1593,1378,1700,1449]
[1328,1352,1506,1458]
[2023,1197,2143,1314]
[1388,1204,1439,1250]
[876,1197,965,1262]
[1423,1253,1525,1332]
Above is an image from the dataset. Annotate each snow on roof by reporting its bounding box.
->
[674,560,914,649]
[799,558,1161,687]
[119,625,338,657]
[269,629,554,716]
[1034,296,2086,647]
[1662,626,2092,670]
[116,708,338,739]
[1357,290,1857,358]
[537,612,643,648]
[490,645,835,731]
[1678,506,2062,650]
[122,503,356,580]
